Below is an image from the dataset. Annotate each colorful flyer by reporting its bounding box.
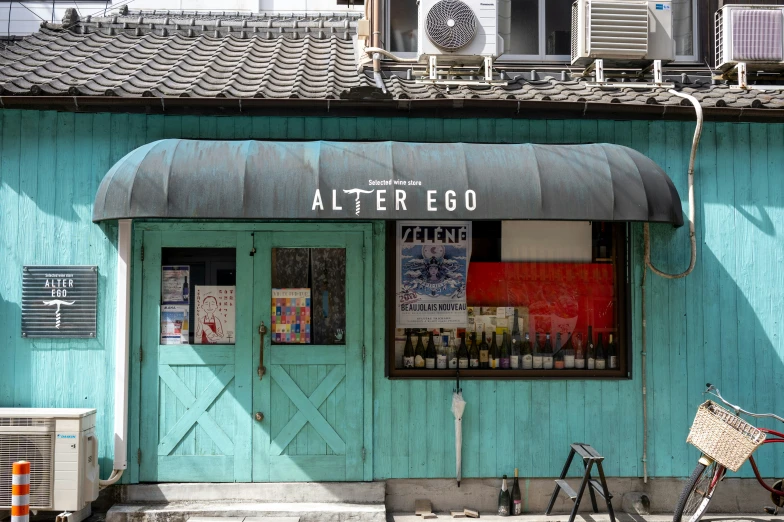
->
[271,288,311,344]
[194,286,236,344]
[396,221,472,328]
[160,304,189,345]
[162,265,190,304]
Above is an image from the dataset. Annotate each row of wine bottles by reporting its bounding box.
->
[402,309,619,370]
[498,469,523,516]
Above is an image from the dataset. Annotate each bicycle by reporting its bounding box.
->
[673,383,784,522]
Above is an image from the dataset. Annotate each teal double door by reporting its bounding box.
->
[137,225,369,482]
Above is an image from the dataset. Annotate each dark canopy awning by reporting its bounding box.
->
[93,140,683,226]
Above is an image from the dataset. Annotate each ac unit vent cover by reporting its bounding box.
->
[0,434,53,508]
[425,0,478,51]
[589,1,648,56]
[731,8,783,62]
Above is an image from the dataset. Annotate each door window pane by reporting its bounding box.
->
[161,248,237,345]
[508,0,538,55]
[271,248,346,345]
[673,0,693,56]
[390,0,418,52]
[545,0,573,55]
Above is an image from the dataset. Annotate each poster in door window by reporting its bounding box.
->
[271,288,311,344]
[195,286,235,344]
[161,265,190,304]
[396,221,472,328]
[160,304,189,345]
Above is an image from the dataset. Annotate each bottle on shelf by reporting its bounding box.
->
[489,332,500,369]
[574,332,585,369]
[425,331,437,369]
[479,326,490,369]
[468,332,480,368]
[522,332,533,370]
[500,331,511,369]
[415,332,426,369]
[458,333,469,369]
[436,330,448,369]
[554,333,565,370]
[497,475,511,516]
[586,327,596,370]
[542,332,554,370]
[608,333,618,369]
[510,309,522,369]
[532,332,543,369]
[595,333,607,370]
[402,329,414,369]
[511,468,522,515]
[564,332,575,369]
[447,333,458,369]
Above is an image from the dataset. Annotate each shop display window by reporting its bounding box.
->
[387,221,629,379]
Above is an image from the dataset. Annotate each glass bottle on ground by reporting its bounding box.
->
[511,468,522,515]
[497,475,510,516]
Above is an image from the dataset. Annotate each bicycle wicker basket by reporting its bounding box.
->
[686,400,766,472]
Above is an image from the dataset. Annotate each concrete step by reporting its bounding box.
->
[117,483,386,505]
[107,502,387,522]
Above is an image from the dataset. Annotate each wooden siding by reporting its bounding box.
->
[0,110,782,480]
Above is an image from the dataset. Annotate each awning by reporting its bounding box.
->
[93,140,683,226]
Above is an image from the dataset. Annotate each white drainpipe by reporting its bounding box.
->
[100,219,132,487]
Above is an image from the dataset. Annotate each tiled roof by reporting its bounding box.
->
[0,8,783,113]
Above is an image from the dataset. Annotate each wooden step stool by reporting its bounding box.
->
[545,443,616,522]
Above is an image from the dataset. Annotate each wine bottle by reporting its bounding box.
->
[543,332,554,370]
[554,333,565,370]
[497,475,511,516]
[596,333,606,370]
[447,334,458,369]
[564,332,575,369]
[468,332,480,368]
[511,468,522,515]
[608,333,617,369]
[425,332,436,369]
[458,333,469,369]
[479,327,490,369]
[532,332,543,369]
[586,327,596,370]
[522,332,533,369]
[510,310,521,369]
[402,329,414,369]
[574,332,585,369]
[415,332,426,369]
[490,332,500,369]
[500,331,511,369]
[182,276,189,302]
[436,330,448,369]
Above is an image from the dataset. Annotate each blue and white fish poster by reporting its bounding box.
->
[396,221,472,328]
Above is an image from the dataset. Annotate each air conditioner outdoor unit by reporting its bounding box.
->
[571,0,675,68]
[418,0,504,64]
[0,409,98,521]
[716,5,784,71]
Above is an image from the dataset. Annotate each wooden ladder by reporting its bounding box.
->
[545,443,616,522]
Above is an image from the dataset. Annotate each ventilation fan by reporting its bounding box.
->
[418,0,503,64]
[425,0,478,51]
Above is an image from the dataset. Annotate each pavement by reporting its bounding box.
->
[388,516,784,522]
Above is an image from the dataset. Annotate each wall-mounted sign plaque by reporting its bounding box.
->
[21,266,98,338]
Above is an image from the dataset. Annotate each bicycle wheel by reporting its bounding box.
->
[673,460,723,522]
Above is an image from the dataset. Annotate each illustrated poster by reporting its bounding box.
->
[396,221,471,328]
[160,304,189,345]
[161,265,190,304]
[194,286,235,344]
[271,288,311,344]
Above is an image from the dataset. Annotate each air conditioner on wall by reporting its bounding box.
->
[0,409,98,522]
[571,0,675,67]
[417,0,504,64]
[716,5,784,71]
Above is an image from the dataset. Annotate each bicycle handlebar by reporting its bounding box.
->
[705,382,784,424]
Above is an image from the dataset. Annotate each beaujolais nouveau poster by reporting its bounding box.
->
[396,221,472,328]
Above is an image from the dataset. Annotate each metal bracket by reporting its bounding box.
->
[583,58,673,88]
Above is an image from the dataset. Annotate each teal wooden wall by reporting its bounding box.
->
[0,109,782,481]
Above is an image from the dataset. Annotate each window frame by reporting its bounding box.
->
[384,0,699,64]
[385,222,633,380]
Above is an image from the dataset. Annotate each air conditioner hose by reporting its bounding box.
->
[99,469,123,489]
[363,46,419,63]
[640,88,703,483]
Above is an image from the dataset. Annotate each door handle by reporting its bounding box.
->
[255,412,264,422]
[258,321,267,380]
